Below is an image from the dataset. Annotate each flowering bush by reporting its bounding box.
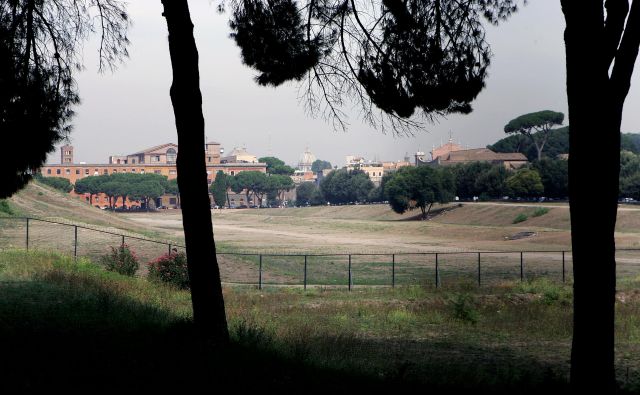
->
[147,252,189,289]
[100,244,139,276]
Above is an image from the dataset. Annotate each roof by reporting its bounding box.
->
[442,148,527,162]
[206,141,220,145]
[129,143,178,155]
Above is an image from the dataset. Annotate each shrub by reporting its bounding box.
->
[532,207,549,217]
[100,244,139,276]
[0,200,14,215]
[513,213,528,224]
[147,252,189,289]
[450,293,479,324]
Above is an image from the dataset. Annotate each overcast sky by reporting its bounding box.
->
[47,1,640,167]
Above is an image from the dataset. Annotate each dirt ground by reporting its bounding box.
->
[121,203,640,254]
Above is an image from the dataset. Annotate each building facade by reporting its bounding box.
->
[41,143,267,208]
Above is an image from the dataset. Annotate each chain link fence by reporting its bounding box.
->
[2,216,640,288]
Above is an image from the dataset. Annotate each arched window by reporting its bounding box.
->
[167,148,177,164]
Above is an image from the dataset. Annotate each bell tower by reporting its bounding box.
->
[60,144,74,164]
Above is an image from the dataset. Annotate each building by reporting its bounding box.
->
[298,147,316,172]
[221,146,257,164]
[41,143,267,208]
[418,147,528,169]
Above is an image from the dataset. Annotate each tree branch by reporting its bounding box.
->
[603,0,629,70]
[611,0,640,104]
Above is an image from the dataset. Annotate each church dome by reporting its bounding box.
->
[298,147,316,171]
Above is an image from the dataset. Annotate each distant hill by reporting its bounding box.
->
[488,127,640,161]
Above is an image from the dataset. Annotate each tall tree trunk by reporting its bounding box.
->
[161,0,229,344]
[563,2,619,391]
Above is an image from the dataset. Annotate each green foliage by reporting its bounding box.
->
[514,279,572,307]
[147,252,190,289]
[506,168,544,198]
[0,200,14,215]
[311,159,332,173]
[452,162,492,198]
[295,182,317,205]
[532,158,568,198]
[38,177,73,193]
[320,169,374,204]
[99,244,139,276]
[621,133,640,154]
[450,294,479,324]
[384,166,455,219]
[504,110,564,134]
[211,171,229,207]
[474,165,509,199]
[513,213,528,224]
[259,157,295,175]
[489,126,569,162]
[75,173,169,208]
[532,207,549,217]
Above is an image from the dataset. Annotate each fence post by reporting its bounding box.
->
[435,253,440,288]
[258,254,263,290]
[477,252,481,287]
[562,251,566,283]
[74,225,78,259]
[391,254,395,288]
[25,218,29,251]
[121,235,125,247]
[348,254,352,291]
[520,251,524,282]
[303,255,307,290]
[168,244,172,255]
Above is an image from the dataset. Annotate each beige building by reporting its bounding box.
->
[221,146,257,163]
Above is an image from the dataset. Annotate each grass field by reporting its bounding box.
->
[2,184,640,391]
[1,250,640,392]
[4,182,640,286]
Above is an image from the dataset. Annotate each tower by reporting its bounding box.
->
[60,144,74,164]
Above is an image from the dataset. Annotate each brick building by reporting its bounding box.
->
[41,142,267,208]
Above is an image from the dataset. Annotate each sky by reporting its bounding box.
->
[47,1,640,167]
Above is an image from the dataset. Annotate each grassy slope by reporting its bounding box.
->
[6,181,174,240]
[3,250,640,392]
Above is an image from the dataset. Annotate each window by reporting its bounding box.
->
[65,169,70,175]
[154,170,161,174]
[207,156,212,162]
[47,169,51,174]
[132,169,136,173]
[75,169,80,175]
[103,169,108,175]
[231,171,235,176]
[169,170,177,175]
[113,169,117,173]
[117,159,121,164]
[56,169,61,174]
[167,148,177,163]
[132,159,136,164]
[122,169,127,173]
[379,172,382,176]
[85,169,89,175]
[169,198,177,205]
[155,155,161,162]
[140,169,145,174]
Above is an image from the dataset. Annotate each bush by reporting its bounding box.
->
[513,213,528,224]
[38,176,73,193]
[450,293,479,324]
[0,200,14,215]
[532,207,549,217]
[148,252,189,289]
[100,244,139,276]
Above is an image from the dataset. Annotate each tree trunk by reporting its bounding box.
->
[161,0,229,344]
[563,2,618,391]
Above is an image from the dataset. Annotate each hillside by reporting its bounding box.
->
[5,181,170,239]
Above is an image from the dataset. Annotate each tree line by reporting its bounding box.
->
[294,159,570,215]
[210,169,294,208]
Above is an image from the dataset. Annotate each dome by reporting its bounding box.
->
[298,147,316,171]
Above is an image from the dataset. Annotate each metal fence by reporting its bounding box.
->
[2,216,640,289]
